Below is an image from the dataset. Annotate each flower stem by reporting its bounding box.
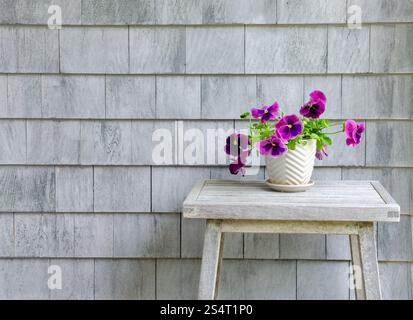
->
[325,130,344,135]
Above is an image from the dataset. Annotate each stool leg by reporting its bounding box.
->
[198,220,224,300]
[350,234,366,300]
[358,223,382,300]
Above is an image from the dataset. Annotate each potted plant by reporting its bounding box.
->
[224,90,365,192]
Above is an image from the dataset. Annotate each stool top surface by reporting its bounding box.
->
[182,180,400,222]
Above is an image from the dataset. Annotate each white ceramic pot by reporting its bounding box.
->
[265,139,316,185]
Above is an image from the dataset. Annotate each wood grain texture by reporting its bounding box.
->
[315,131,366,167]
[27,120,81,164]
[0,259,49,299]
[280,234,326,260]
[131,120,175,165]
[370,24,413,73]
[246,26,327,73]
[81,0,155,24]
[343,168,413,215]
[297,261,350,300]
[198,220,224,299]
[358,223,382,299]
[0,0,81,24]
[157,259,201,300]
[130,27,186,73]
[366,121,413,167]
[41,76,105,119]
[94,259,155,299]
[221,220,360,235]
[49,259,94,300]
[378,216,413,262]
[94,167,151,212]
[0,120,26,164]
[186,27,244,74]
[351,0,413,23]
[0,75,6,114]
[156,76,201,119]
[202,0,276,24]
[0,167,55,212]
[152,167,211,212]
[327,235,351,260]
[14,213,75,257]
[156,0,202,24]
[181,217,243,259]
[244,233,279,259]
[327,27,370,73]
[218,260,296,299]
[379,262,412,300]
[80,121,132,165]
[0,26,59,73]
[183,180,400,222]
[113,213,180,258]
[202,76,256,119]
[106,76,155,119]
[60,27,128,73]
[342,75,413,119]
[350,234,366,300]
[56,167,93,212]
[256,76,304,115]
[277,0,346,24]
[4,75,42,118]
[74,214,114,257]
[311,167,342,180]
[0,214,13,257]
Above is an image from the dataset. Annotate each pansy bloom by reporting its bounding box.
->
[224,133,250,157]
[275,114,303,141]
[229,150,249,175]
[251,102,280,123]
[258,135,288,157]
[300,90,326,119]
[315,145,328,160]
[345,120,365,147]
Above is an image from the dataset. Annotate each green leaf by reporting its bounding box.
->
[310,133,319,140]
[240,112,250,119]
[287,139,297,150]
[323,135,332,145]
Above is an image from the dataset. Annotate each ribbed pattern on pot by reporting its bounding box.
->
[266,140,316,185]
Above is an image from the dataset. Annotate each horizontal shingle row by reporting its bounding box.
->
[1,74,412,119]
[0,213,180,258]
[0,166,412,216]
[4,210,410,261]
[1,0,412,25]
[0,210,351,260]
[2,119,413,166]
[1,258,410,299]
[1,25,412,73]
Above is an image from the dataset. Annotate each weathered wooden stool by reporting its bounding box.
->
[183,180,400,300]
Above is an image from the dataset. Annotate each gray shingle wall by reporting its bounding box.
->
[0,0,411,300]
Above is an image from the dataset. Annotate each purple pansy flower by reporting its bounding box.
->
[225,133,250,157]
[229,150,249,175]
[345,120,365,147]
[315,145,328,160]
[251,102,280,123]
[258,135,288,157]
[275,114,303,141]
[300,90,327,119]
